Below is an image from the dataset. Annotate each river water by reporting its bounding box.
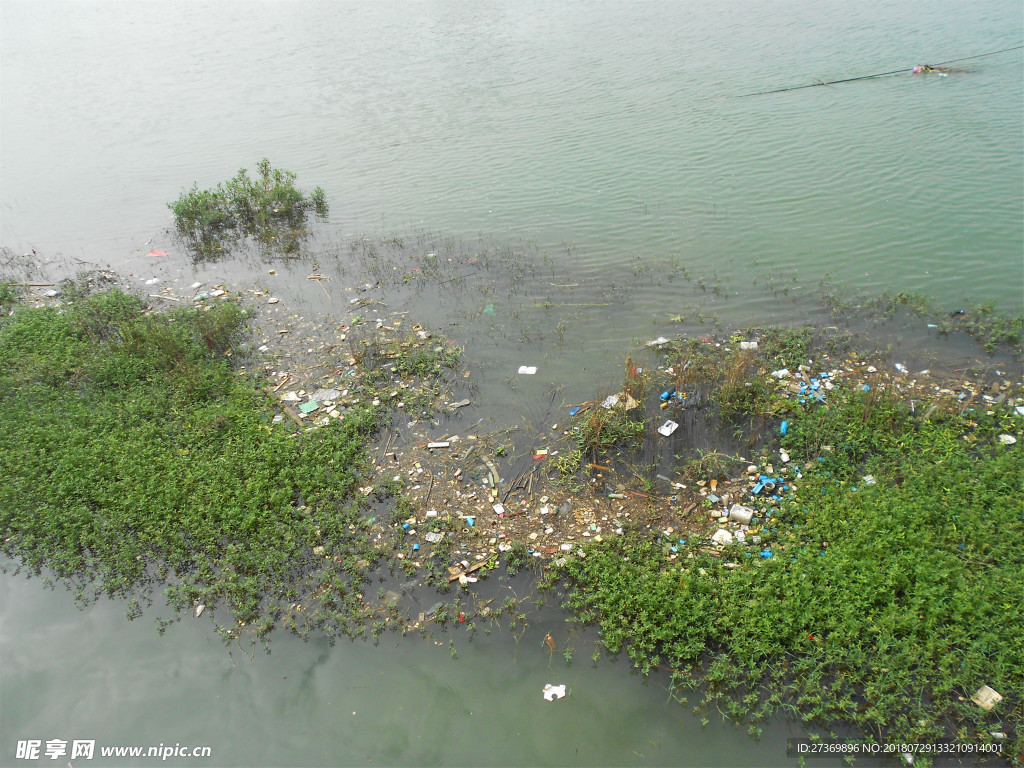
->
[1,2,1021,766]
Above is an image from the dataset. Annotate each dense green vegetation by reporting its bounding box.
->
[547,376,1022,764]
[169,158,328,260]
[0,290,384,644]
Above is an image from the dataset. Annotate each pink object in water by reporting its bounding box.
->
[912,66,923,74]
[147,250,168,257]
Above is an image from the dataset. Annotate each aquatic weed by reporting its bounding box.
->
[547,382,1023,761]
[0,290,388,643]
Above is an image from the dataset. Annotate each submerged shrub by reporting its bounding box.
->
[169,158,328,260]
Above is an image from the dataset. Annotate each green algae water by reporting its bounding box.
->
[1,1,1021,766]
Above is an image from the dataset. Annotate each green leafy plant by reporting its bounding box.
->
[546,383,1023,762]
[169,158,328,260]
[0,289,389,646]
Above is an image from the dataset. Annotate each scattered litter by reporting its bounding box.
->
[771,368,790,379]
[895,363,909,374]
[543,684,567,701]
[279,391,300,402]
[780,420,788,435]
[657,420,679,436]
[268,297,279,304]
[997,434,1017,445]
[779,451,789,463]
[416,330,430,340]
[517,366,537,375]
[449,399,471,408]
[43,289,59,298]
[1015,406,1024,416]
[144,278,159,286]
[493,504,505,516]
[971,685,1003,711]
[424,532,444,544]
[299,401,320,414]
[427,441,451,449]
[191,282,202,289]
[211,289,226,297]
[728,504,754,525]
[739,341,758,350]
[194,604,205,618]
[147,250,168,257]
[711,528,734,546]
[600,395,619,409]
[646,337,670,347]
[309,388,340,402]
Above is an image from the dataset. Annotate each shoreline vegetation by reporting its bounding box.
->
[2,167,1020,765]
[1,277,1019,766]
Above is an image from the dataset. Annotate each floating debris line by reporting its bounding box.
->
[737,43,1023,97]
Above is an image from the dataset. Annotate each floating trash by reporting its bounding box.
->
[600,395,619,409]
[543,683,567,701]
[739,341,758,350]
[657,420,679,436]
[646,337,670,347]
[517,365,537,375]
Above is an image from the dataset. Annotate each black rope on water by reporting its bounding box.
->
[736,43,1023,98]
